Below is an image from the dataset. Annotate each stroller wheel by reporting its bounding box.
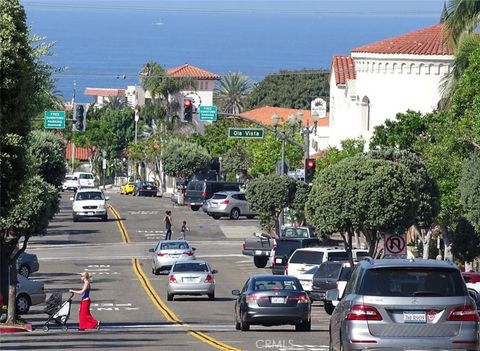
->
[43,325,49,332]
[61,324,68,331]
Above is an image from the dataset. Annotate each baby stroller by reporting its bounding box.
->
[43,292,74,331]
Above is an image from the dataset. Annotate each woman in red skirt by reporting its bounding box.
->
[70,272,100,331]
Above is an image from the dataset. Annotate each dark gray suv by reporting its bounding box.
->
[327,258,479,351]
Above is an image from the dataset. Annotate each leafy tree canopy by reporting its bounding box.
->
[245,69,329,110]
[222,143,252,179]
[161,138,210,179]
[460,152,480,231]
[451,217,480,262]
[316,138,365,173]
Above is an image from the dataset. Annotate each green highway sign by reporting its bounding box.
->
[228,128,264,139]
[199,105,217,121]
[44,110,65,129]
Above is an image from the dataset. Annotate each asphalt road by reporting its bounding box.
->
[1,191,332,351]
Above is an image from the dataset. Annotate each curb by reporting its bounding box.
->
[0,323,33,333]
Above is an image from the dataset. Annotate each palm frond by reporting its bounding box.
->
[445,0,480,46]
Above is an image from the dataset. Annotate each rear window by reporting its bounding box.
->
[65,175,74,181]
[360,268,466,297]
[232,194,247,201]
[144,182,155,186]
[327,251,348,261]
[187,182,204,191]
[159,242,190,250]
[212,193,228,200]
[173,262,208,272]
[339,267,354,280]
[290,251,324,264]
[79,174,93,180]
[253,278,302,291]
[314,262,344,279]
[275,241,301,256]
[222,184,240,191]
[280,228,309,238]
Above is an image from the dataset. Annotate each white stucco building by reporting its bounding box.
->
[327,23,454,148]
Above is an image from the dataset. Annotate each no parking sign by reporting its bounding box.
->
[384,233,407,257]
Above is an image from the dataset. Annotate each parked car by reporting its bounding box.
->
[73,172,95,189]
[167,260,217,301]
[71,188,109,222]
[61,174,78,192]
[17,252,39,278]
[232,275,311,331]
[297,266,319,294]
[463,271,480,284]
[150,240,196,275]
[16,275,46,314]
[120,181,135,195]
[133,181,158,197]
[272,238,322,275]
[327,258,479,351]
[205,191,256,220]
[184,180,242,211]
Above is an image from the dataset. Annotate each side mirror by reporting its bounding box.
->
[212,269,218,274]
[69,197,74,201]
[231,290,241,296]
[325,288,340,302]
[148,248,154,253]
[105,196,110,201]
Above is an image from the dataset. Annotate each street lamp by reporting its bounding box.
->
[300,111,319,161]
[272,113,286,176]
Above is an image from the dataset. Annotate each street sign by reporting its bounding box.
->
[384,234,407,257]
[44,111,65,129]
[311,98,327,119]
[228,128,264,139]
[199,105,217,121]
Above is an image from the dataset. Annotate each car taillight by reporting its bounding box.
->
[447,305,479,321]
[169,275,177,283]
[288,293,309,303]
[242,243,246,250]
[220,200,229,204]
[157,252,165,256]
[346,304,383,321]
[185,251,194,256]
[246,294,268,303]
[185,191,188,196]
[204,274,213,283]
[202,191,206,198]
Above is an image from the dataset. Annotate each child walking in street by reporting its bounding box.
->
[180,220,190,240]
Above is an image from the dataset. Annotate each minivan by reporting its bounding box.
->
[184,181,242,211]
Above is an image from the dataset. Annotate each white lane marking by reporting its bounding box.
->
[91,303,139,311]
[39,254,245,260]
[137,230,164,233]
[128,211,159,215]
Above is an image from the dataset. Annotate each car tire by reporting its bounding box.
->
[19,264,30,278]
[230,208,240,220]
[324,302,335,315]
[102,214,108,222]
[208,292,215,301]
[73,216,78,222]
[253,256,268,268]
[240,311,250,331]
[167,293,174,301]
[235,319,241,330]
[152,267,159,275]
[16,294,31,314]
[329,335,334,351]
[295,318,311,331]
[212,215,221,220]
[246,215,255,219]
[191,205,200,212]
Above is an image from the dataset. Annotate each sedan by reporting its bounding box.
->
[150,240,196,275]
[134,181,158,197]
[167,260,217,301]
[17,251,39,278]
[232,275,311,331]
[16,275,46,314]
[120,182,135,195]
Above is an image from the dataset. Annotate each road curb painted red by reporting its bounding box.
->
[0,324,33,333]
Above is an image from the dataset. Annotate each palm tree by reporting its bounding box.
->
[445,0,480,46]
[215,72,253,115]
[103,95,126,110]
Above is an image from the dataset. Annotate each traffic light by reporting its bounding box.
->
[181,97,194,122]
[73,103,89,132]
[305,158,316,183]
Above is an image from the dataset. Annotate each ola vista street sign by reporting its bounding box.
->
[199,105,217,121]
[228,128,264,139]
[44,111,66,129]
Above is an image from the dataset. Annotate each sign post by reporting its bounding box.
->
[199,105,217,121]
[384,233,407,257]
[44,111,66,129]
[228,128,264,139]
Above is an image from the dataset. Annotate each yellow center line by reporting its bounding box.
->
[110,204,241,351]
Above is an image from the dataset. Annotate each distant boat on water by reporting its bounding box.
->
[152,19,163,26]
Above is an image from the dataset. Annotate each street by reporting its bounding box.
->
[1,191,332,351]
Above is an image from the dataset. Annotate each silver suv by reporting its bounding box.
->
[205,191,256,220]
[327,258,479,351]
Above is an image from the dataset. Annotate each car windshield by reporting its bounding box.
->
[187,182,203,191]
[65,175,75,181]
[75,192,104,201]
[360,267,466,297]
[159,242,189,250]
[314,262,344,279]
[253,278,302,291]
[290,251,324,264]
[280,228,309,238]
[212,193,228,200]
[173,262,209,272]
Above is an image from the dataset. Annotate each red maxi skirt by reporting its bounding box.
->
[79,298,99,329]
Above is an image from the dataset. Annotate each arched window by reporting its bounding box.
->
[385,63,389,73]
[361,96,371,131]
[408,63,415,74]
[371,62,376,73]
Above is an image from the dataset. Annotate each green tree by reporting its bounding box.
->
[245,69,329,110]
[215,72,253,114]
[161,139,210,180]
[246,174,297,235]
[316,138,365,172]
[221,143,252,181]
[451,218,480,262]
[445,0,480,45]
[460,153,480,231]
[289,181,310,226]
[193,118,246,157]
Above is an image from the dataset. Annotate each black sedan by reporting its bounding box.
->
[133,181,158,197]
[232,275,311,332]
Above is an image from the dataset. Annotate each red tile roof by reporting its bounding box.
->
[332,56,356,85]
[167,64,220,80]
[352,24,453,56]
[65,141,90,161]
[240,106,329,128]
[84,88,126,97]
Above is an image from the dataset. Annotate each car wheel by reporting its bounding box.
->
[208,292,215,301]
[253,256,268,268]
[295,318,311,331]
[16,294,31,314]
[73,216,78,222]
[212,215,221,220]
[329,334,334,351]
[19,264,30,278]
[240,311,250,331]
[167,293,174,301]
[43,325,49,332]
[246,215,255,219]
[230,208,240,220]
[61,324,68,331]
[102,214,108,222]
[324,302,335,315]
[191,205,200,211]
[235,319,241,330]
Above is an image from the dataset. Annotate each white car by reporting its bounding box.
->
[73,172,95,189]
[16,275,46,314]
[467,282,480,294]
[71,188,109,222]
[297,266,318,293]
[62,174,78,192]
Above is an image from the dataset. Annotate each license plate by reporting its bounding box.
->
[404,311,426,323]
[271,297,285,304]
[275,258,282,264]
[147,187,152,190]
[87,212,94,215]
[255,250,263,255]
[182,278,195,283]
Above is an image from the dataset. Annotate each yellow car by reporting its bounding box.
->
[120,182,135,195]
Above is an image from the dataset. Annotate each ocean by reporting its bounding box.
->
[23,0,444,102]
